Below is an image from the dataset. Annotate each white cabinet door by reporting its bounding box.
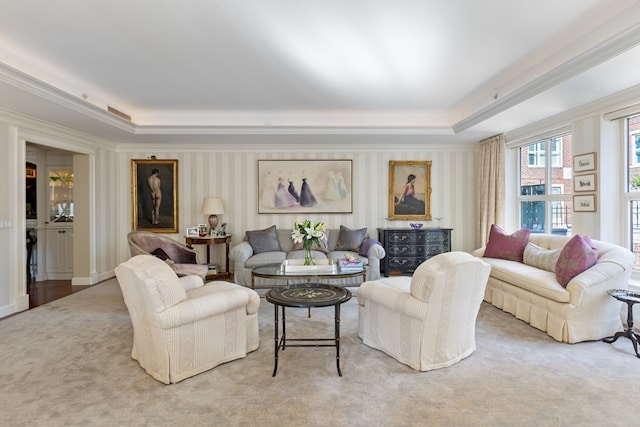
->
[44,225,73,279]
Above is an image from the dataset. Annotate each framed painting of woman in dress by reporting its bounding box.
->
[388,160,432,221]
[257,160,352,214]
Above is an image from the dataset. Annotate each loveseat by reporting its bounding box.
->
[472,228,634,343]
[229,225,386,287]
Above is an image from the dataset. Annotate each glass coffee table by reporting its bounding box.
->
[265,283,352,377]
[250,263,366,290]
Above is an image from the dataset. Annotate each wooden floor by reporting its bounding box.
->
[28,279,89,309]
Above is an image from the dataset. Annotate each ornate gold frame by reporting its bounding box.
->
[132,159,178,233]
[388,160,432,220]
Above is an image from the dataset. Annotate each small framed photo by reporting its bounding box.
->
[573,173,596,192]
[573,152,596,173]
[186,227,199,236]
[573,194,596,212]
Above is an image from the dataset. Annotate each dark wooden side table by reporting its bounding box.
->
[265,283,352,377]
[185,234,232,281]
[603,289,640,358]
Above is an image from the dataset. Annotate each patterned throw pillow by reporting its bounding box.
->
[291,230,330,253]
[335,226,367,252]
[555,235,598,287]
[483,224,531,262]
[523,242,561,272]
[246,225,282,254]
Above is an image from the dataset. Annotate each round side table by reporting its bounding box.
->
[603,289,640,358]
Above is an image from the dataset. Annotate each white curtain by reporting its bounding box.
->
[476,134,505,246]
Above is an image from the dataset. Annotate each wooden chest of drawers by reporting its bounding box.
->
[378,228,452,276]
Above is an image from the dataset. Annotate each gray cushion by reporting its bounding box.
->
[246,225,282,254]
[335,226,367,252]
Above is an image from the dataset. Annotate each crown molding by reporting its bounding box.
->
[133,124,454,136]
[505,86,640,145]
[452,24,640,134]
[0,108,118,151]
[1,63,136,133]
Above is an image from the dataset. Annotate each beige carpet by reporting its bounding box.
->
[0,278,637,427]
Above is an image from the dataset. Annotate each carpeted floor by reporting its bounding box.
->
[0,278,637,427]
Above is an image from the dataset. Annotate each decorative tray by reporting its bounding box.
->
[281,259,337,273]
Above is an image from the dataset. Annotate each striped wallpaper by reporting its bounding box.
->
[113,144,479,268]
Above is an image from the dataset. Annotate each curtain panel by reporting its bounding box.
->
[476,134,505,246]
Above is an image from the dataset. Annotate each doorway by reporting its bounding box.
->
[25,143,90,287]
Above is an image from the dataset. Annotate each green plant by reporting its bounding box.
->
[632,175,640,188]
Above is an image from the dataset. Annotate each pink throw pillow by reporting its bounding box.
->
[555,235,598,287]
[483,224,531,262]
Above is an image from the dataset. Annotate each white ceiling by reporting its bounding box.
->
[1,0,639,145]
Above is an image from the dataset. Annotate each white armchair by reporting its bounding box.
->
[357,252,491,371]
[115,255,260,384]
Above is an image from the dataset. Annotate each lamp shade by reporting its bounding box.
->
[201,198,225,215]
[201,198,225,230]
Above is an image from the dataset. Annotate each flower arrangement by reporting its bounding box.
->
[291,219,327,265]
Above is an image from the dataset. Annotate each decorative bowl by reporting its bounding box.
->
[409,223,423,229]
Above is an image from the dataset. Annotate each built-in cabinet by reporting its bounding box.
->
[378,227,453,276]
[44,224,73,279]
[43,162,74,280]
[48,166,74,222]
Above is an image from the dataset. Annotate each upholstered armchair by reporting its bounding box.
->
[115,255,260,384]
[357,252,491,371]
[127,230,208,279]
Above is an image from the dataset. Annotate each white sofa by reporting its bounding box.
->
[115,255,260,384]
[472,234,634,343]
[229,227,385,287]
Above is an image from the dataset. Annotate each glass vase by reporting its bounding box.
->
[303,242,315,266]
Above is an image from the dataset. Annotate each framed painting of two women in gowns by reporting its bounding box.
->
[258,160,352,214]
[388,160,432,221]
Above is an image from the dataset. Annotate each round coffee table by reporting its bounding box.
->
[265,283,352,377]
[603,289,640,358]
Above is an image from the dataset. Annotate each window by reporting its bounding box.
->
[519,134,572,235]
[625,114,640,273]
[527,138,562,167]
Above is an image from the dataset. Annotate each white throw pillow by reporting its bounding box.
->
[523,242,561,272]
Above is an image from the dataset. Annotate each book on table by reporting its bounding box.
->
[338,258,363,271]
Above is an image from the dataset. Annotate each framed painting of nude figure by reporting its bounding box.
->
[388,160,432,221]
[258,159,352,214]
[132,159,179,233]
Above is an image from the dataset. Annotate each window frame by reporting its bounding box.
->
[623,113,640,279]
[518,133,573,235]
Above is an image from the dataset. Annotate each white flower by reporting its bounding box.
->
[291,219,326,246]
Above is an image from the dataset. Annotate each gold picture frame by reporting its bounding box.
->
[573,194,596,212]
[573,173,597,192]
[132,159,178,233]
[388,160,432,220]
[573,152,596,173]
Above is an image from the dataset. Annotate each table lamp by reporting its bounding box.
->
[201,197,225,231]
